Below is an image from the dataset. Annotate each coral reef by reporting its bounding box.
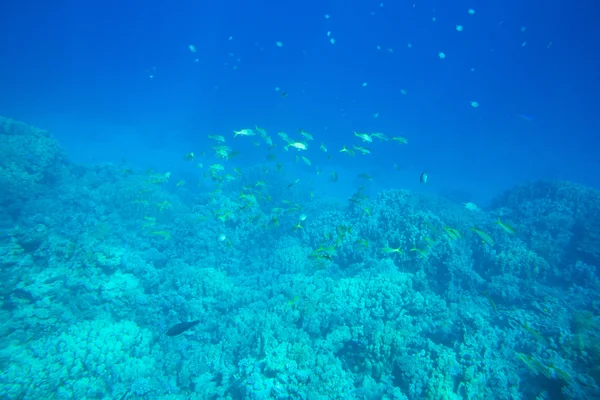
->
[1,118,599,399]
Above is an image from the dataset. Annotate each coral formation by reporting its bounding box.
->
[0,118,599,399]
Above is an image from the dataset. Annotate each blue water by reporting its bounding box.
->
[1,0,599,399]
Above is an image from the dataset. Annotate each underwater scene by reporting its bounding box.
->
[1,1,599,399]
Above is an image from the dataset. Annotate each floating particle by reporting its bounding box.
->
[456,25,464,32]
[432,17,437,22]
[330,38,335,44]
[373,112,379,118]
[470,101,479,108]
[380,3,384,7]
[521,26,526,32]
[376,45,381,50]
[228,36,233,41]
[468,8,475,15]
[276,41,283,47]
[387,48,393,53]
[407,43,412,48]
[521,41,527,47]
[547,41,553,49]
[438,52,446,59]
[146,66,156,80]
[275,87,280,92]
[362,82,368,87]
[189,45,197,53]
[325,14,330,19]
[400,89,407,95]
[327,31,331,37]
[470,67,475,72]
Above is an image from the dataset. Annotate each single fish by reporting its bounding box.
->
[471,227,495,246]
[354,132,373,143]
[392,136,408,144]
[233,129,255,137]
[286,142,307,151]
[496,218,516,235]
[166,320,201,336]
[420,172,429,184]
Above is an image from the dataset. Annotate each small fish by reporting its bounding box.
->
[239,193,258,203]
[392,136,408,144]
[184,152,195,161]
[233,129,255,137]
[208,134,226,142]
[299,129,314,141]
[217,212,232,222]
[286,142,308,151]
[354,132,373,142]
[420,172,429,184]
[277,131,289,141]
[381,247,402,254]
[213,145,232,160]
[444,227,462,240]
[353,146,371,155]
[371,132,388,141]
[166,320,201,336]
[268,216,280,228]
[471,227,495,246]
[409,246,428,258]
[496,218,516,235]
[340,145,356,156]
[152,230,172,240]
[156,201,172,212]
[463,202,480,211]
[320,143,328,152]
[329,171,339,182]
[255,125,267,136]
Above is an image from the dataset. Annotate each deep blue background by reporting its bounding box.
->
[1,0,598,203]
